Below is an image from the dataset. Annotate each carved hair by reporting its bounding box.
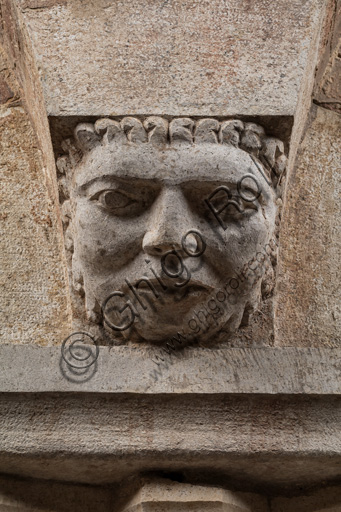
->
[56,117,287,196]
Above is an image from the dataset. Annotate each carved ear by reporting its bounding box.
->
[169,118,194,144]
[194,119,220,143]
[94,118,123,144]
[219,120,244,146]
[144,116,168,144]
[121,117,148,143]
[74,123,100,152]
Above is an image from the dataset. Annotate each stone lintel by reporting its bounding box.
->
[0,345,339,394]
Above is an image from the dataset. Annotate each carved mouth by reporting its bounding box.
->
[161,283,210,302]
[124,278,213,307]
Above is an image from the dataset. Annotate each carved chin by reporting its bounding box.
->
[78,265,264,344]
[131,279,261,343]
[128,306,244,344]
[121,294,252,344]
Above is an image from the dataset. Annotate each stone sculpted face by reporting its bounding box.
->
[57,118,286,344]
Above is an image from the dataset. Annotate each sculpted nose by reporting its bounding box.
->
[142,188,188,256]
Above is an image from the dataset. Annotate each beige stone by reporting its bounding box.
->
[121,479,268,512]
[275,106,341,347]
[314,0,341,114]
[18,0,325,118]
[0,0,340,507]
[1,345,340,394]
[0,383,340,487]
[272,485,341,512]
[0,39,71,346]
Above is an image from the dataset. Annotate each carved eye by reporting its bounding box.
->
[93,190,137,213]
[203,185,258,227]
[208,189,245,215]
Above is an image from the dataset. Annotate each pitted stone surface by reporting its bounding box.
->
[121,478,268,512]
[18,0,325,117]
[0,41,71,347]
[0,345,340,394]
[0,391,340,487]
[0,0,340,508]
[275,106,341,347]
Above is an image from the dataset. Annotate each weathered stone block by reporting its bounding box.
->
[275,106,341,347]
[18,0,325,117]
[121,479,268,512]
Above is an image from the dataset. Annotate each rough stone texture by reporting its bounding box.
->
[0,0,340,507]
[0,345,340,394]
[0,475,112,512]
[0,74,14,104]
[0,347,340,490]
[0,392,340,488]
[314,0,341,114]
[275,106,341,347]
[17,0,325,118]
[272,485,341,511]
[121,479,268,512]
[1,0,61,200]
[0,476,340,512]
[0,38,71,345]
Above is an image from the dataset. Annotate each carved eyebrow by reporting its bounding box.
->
[77,175,159,193]
[179,180,240,199]
[76,166,272,201]
[77,175,116,192]
[77,172,241,191]
[180,172,264,191]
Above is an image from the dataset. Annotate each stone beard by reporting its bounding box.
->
[56,117,286,345]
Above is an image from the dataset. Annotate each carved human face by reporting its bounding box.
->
[70,141,276,343]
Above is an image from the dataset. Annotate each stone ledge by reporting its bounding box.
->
[0,393,340,487]
[1,346,339,487]
[0,345,340,394]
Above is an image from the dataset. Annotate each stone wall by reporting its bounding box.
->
[0,3,71,345]
[0,0,340,508]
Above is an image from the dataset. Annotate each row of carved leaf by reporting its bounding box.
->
[56,117,287,179]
